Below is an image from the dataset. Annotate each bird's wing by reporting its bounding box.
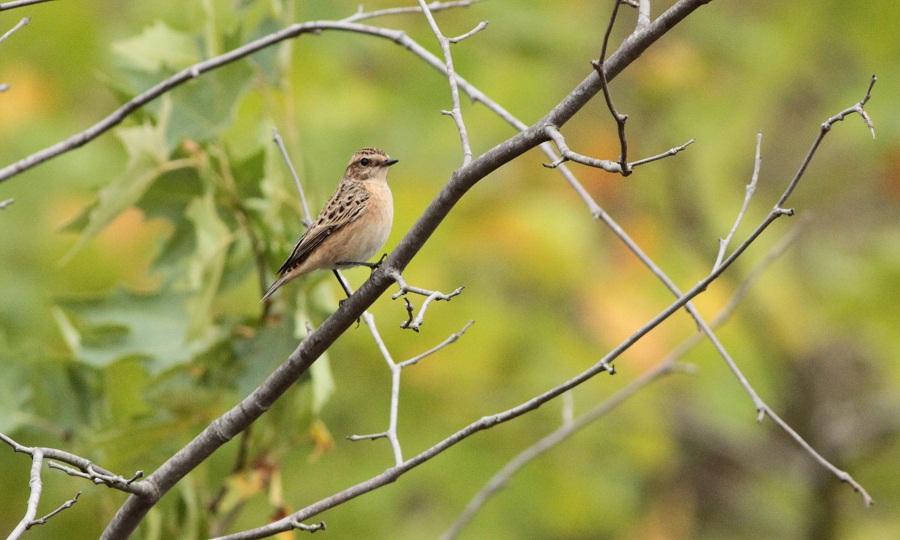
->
[276,182,370,275]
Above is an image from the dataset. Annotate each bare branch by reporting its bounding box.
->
[26,491,81,531]
[390,270,464,331]
[0,198,14,209]
[448,21,489,43]
[100,4,746,537]
[346,432,389,442]
[0,432,150,496]
[418,0,476,165]
[635,0,651,31]
[537,78,875,511]
[0,16,28,44]
[399,320,473,368]
[592,0,631,174]
[8,448,43,540]
[441,224,802,538]
[343,0,481,23]
[272,127,312,227]
[544,127,693,172]
[212,159,825,540]
[289,520,326,533]
[715,132,762,270]
[0,19,471,185]
[543,126,621,171]
[628,138,695,167]
[776,75,876,207]
[441,360,692,540]
[333,267,470,468]
[0,0,54,12]
[358,310,405,465]
[197,15,879,540]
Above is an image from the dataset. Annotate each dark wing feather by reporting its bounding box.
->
[276,182,369,275]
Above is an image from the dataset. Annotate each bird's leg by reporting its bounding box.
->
[333,270,353,298]
[334,270,361,328]
[335,253,388,277]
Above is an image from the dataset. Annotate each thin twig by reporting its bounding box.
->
[441,362,693,539]
[418,0,476,165]
[0,198,14,209]
[775,75,876,207]
[289,520,326,533]
[449,21,489,43]
[592,0,630,174]
[543,127,620,172]
[441,225,801,539]
[0,20,462,185]
[343,0,481,23]
[98,4,773,537]
[272,127,312,226]
[338,274,472,466]
[715,132,762,270]
[390,270,464,331]
[398,320,473,368]
[8,448,43,540]
[635,0,651,31]
[543,127,693,171]
[26,491,81,531]
[0,16,28,44]
[214,133,840,538]
[0,432,150,496]
[628,138,695,167]
[0,0,54,12]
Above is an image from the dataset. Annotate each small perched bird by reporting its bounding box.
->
[262,147,398,302]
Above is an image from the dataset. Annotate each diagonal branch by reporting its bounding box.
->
[212,73,882,537]
[0,432,150,497]
[0,0,54,12]
[418,0,482,165]
[8,448,44,540]
[440,224,803,539]
[343,0,481,23]
[100,3,723,537]
[592,0,630,174]
[213,183,811,540]
[0,15,28,44]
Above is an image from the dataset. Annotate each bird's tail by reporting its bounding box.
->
[261,275,290,303]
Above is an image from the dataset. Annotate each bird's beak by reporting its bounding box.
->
[385,158,399,167]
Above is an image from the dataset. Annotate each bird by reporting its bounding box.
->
[261,147,398,302]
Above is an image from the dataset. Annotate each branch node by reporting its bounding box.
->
[290,519,327,533]
[26,491,81,530]
[346,432,389,442]
[448,20,489,43]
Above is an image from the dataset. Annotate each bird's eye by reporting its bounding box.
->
[359,158,371,166]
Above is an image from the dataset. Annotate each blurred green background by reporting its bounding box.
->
[1,1,898,538]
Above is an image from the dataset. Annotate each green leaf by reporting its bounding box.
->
[295,287,335,414]
[185,190,232,339]
[62,101,175,264]
[112,21,199,74]
[309,348,334,415]
[55,289,221,373]
[104,357,153,423]
[166,61,255,144]
[0,347,32,432]
[233,316,307,397]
